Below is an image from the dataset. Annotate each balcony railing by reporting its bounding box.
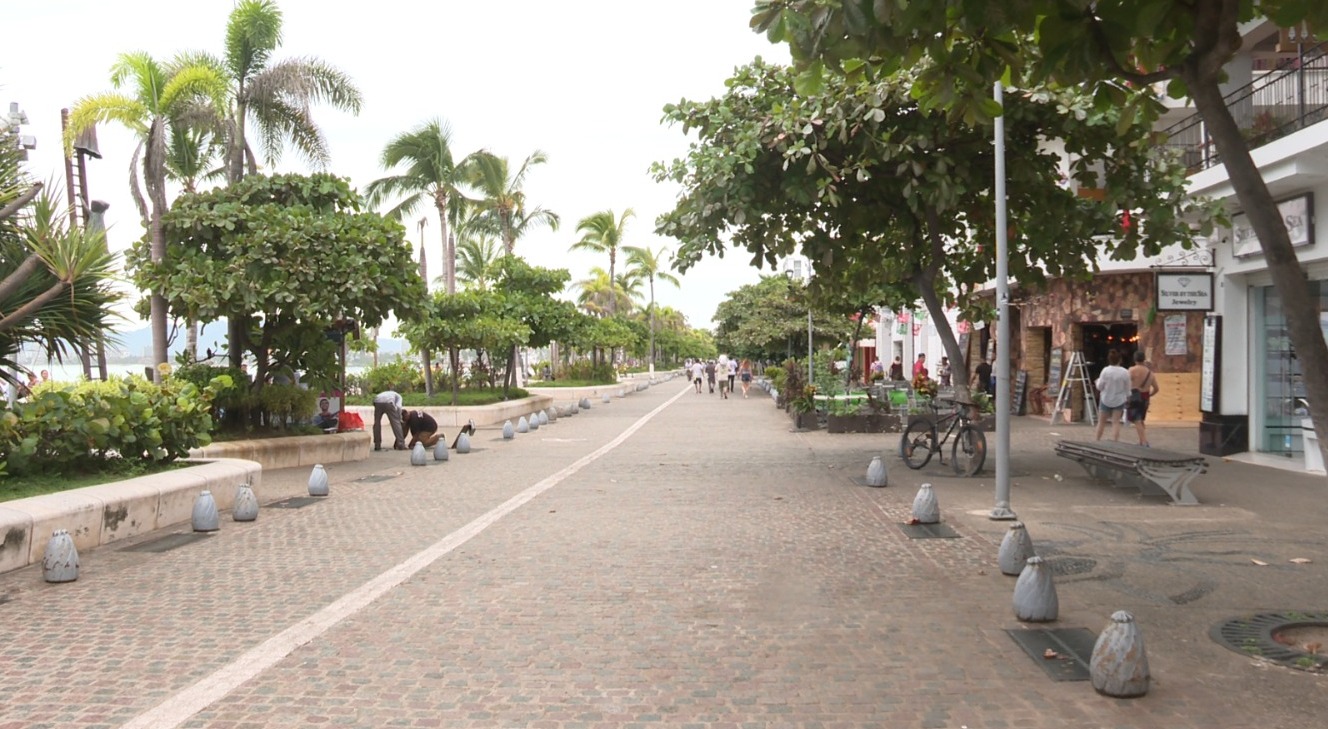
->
[1162,41,1328,173]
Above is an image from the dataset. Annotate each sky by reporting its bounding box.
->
[2,0,791,334]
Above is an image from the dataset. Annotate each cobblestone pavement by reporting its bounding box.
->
[1,379,1325,728]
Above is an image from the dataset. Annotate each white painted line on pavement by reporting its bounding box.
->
[120,384,692,729]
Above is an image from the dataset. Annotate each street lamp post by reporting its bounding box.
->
[784,258,814,387]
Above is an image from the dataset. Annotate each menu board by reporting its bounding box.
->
[1012,370,1029,415]
[1046,356,1063,400]
[1201,315,1221,412]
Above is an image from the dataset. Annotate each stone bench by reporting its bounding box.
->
[1054,440,1207,505]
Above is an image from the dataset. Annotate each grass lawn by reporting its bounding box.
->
[1,460,193,503]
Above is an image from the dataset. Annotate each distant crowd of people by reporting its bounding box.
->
[687,356,754,399]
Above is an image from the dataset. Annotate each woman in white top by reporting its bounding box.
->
[1093,349,1131,442]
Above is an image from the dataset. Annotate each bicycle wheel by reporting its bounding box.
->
[951,424,988,477]
[900,420,937,469]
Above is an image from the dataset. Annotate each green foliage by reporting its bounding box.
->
[354,358,426,396]
[559,360,618,384]
[0,374,227,478]
[174,362,249,423]
[765,365,786,395]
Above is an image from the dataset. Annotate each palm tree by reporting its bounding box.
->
[469,151,560,254]
[575,267,634,318]
[66,52,228,379]
[455,232,502,291]
[624,245,681,373]
[570,209,633,315]
[364,118,481,296]
[220,0,363,184]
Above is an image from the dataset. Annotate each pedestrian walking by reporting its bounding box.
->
[739,358,754,398]
[1127,351,1160,446]
[937,357,952,388]
[1093,350,1130,442]
[726,356,736,393]
[372,389,406,451]
[691,361,705,393]
[705,360,717,394]
[717,358,732,399]
[889,356,905,381]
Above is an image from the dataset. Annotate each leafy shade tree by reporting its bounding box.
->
[655,60,1210,397]
[622,244,681,373]
[0,179,120,385]
[713,275,855,363]
[751,0,1328,467]
[134,173,424,417]
[66,51,229,379]
[365,118,484,296]
[220,0,363,184]
[570,209,634,315]
[470,151,560,254]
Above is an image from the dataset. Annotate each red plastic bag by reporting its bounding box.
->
[338,411,365,432]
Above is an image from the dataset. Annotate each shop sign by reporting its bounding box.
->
[1201,315,1221,413]
[1232,193,1314,258]
[1156,272,1214,311]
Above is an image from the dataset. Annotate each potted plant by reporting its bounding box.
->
[789,385,820,430]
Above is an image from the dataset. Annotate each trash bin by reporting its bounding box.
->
[1304,419,1325,475]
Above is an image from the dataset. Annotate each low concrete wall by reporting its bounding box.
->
[189,431,371,470]
[346,394,554,430]
[527,372,683,404]
[0,458,269,575]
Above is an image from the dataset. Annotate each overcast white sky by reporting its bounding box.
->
[3,0,790,334]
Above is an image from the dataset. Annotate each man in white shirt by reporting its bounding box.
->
[372,389,406,451]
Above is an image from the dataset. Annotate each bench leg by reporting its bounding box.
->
[1134,463,1201,505]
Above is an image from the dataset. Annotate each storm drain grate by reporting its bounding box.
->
[121,532,212,553]
[1006,627,1096,681]
[1046,557,1097,577]
[1210,612,1328,671]
[269,496,325,509]
[898,522,961,539]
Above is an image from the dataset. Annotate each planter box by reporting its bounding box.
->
[790,411,820,431]
[826,413,904,433]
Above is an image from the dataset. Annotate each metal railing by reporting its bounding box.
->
[1162,42,1328,172]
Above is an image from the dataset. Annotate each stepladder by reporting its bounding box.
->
[1050,351,1098,426]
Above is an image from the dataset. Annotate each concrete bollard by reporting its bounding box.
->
[411,442,427,465]
[41,529,79,583]
[602,393,611,404]
[308,464,329,496]
[998,522,1035,576]
[517,416,529,433]
[866,456,888,488]
[434,440,449,461]
[502,420,515,440]
[233,483,259,522]
[455,432,472,454]
[192,490,220,532]
[540,410,551,425]
[617,389,626,398]
[579,397,592,410]
[1013,556,1058,622]
[911,483,940,523]
[1091,611,1150,698]
[569,403,579,415]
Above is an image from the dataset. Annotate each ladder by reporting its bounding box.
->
[1050,351,1098,426]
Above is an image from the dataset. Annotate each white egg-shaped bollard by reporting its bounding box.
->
[579,397,592,410]
[308,464,329,496]
[434,440,450,461]
[617,389,626,398]
[1090,611,1150,697]
[411,442,427,465]
[569,402,579,415]
[998,522,1036,576]
[602,393,611,404]
[529,415,540,431]
[42,529,79,583]
[233,483,259,522]
[455,432,472,453]
[539,410,550,425]
[517,416,529,433]
[865,456,888,488]
[192,490,220,532]
[1012,556,1059,623]
[502,420,515,439]
[911,483,940,523]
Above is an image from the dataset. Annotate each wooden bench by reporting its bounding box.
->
[1054,440,1207,505]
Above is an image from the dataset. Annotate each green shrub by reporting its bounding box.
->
[0,374,228,478]
[560,360,617,384]
[357,358,425,395]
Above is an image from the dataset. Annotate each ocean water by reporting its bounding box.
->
[16,361,370,384]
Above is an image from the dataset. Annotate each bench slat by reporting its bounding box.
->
[1054,440,1206,505]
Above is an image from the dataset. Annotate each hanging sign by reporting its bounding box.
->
[1155,272,1214,311]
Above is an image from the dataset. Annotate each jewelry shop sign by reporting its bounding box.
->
[1156,271,1214,311]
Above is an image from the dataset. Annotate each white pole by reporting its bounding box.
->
[991,81,1016,521]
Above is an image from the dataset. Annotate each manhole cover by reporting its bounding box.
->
[1006,627,1096,681]
[1046,557,1097,576]
[270,496,325,509]
[1210,612,1328,671]
[121,532,212,553]
[898,522,961,539]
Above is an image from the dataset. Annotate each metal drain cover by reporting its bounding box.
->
[1047,557,1097,576]
[122,532,212,553]
[1210,612,1328,671]
[898,522,960,539]
[270,496,325,509]
[1006,627,1096,681]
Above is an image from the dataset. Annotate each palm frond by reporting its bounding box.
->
[65,93,149,151]
[226,0,282,81]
